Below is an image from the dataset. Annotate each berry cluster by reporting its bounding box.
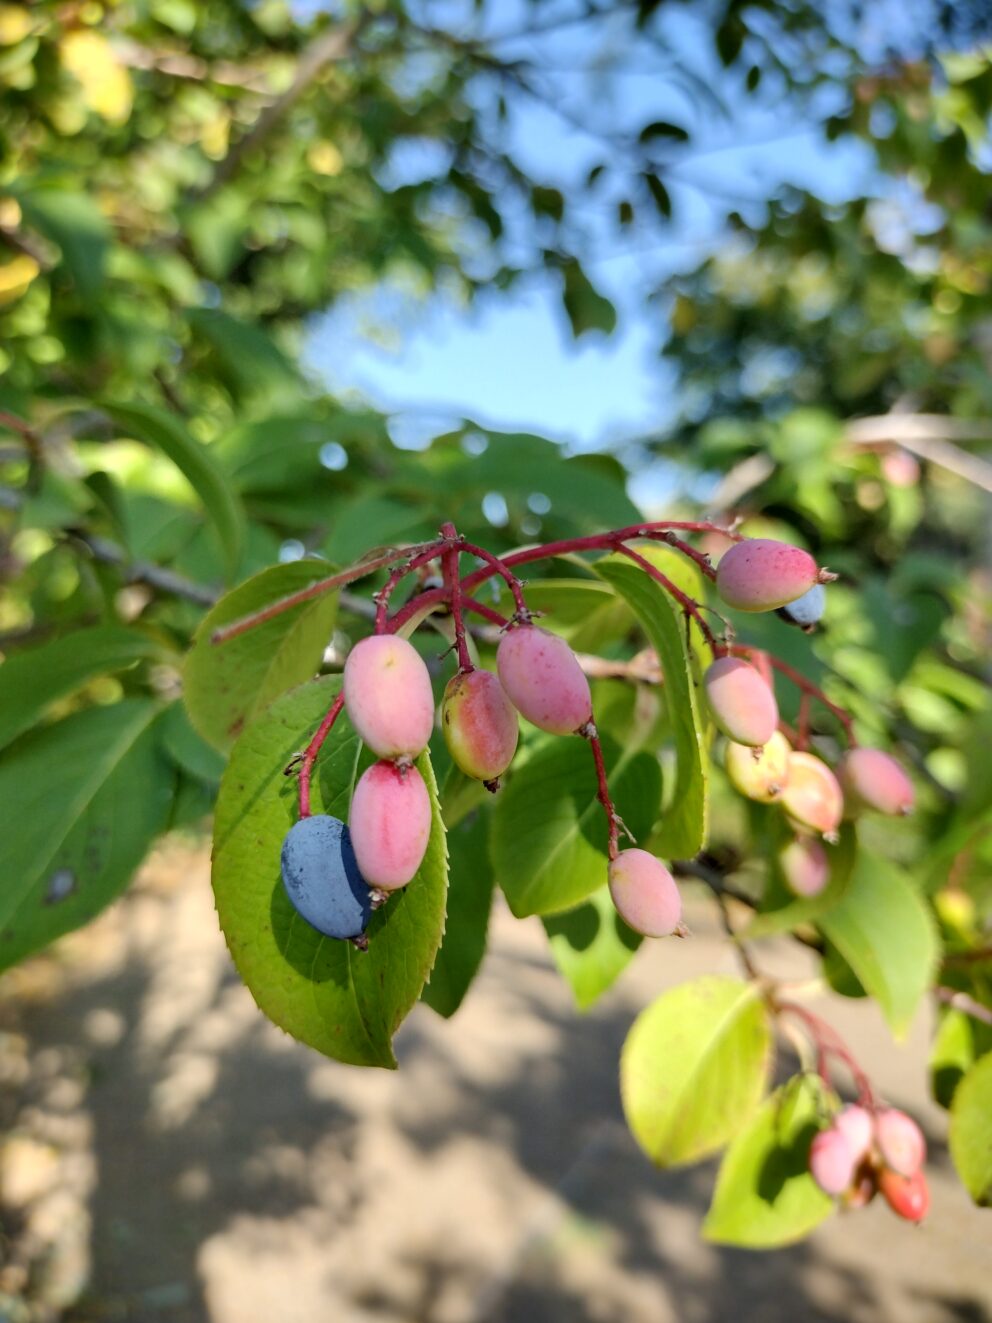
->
[253,522,915,956]
[809,1103,929,1223]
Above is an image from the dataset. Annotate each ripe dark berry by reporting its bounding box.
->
[776,583,826,630]
[280,814,372,941]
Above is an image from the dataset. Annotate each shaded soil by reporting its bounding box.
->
[0,840,988,1323]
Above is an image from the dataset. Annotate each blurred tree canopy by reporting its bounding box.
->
[0,0,991,1247]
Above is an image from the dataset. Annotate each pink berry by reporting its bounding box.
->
[343,636,435,761]
[442,669,519,783]
[716,538,820,613]
[875,1108,926,1176]
[778,834,829,897]
[348,760,431,891]
[607,849,682,938]
[703,657,778,747]
[809,1126,857,1198]
[725,730,791,803]
[496,625,592,736]
[781,752,844,837]
[834,1105,875,1166]
[838,748,915,817]
[878,1167,929,1223]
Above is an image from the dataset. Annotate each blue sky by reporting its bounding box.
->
[305,2,876,474]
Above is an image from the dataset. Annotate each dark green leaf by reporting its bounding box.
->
[544,884,642,1010]
[211,676,448,1068]
[949,1052,992,1205]
[18,187,109,296]
[421,808,493,1018]
[561,260,617,338]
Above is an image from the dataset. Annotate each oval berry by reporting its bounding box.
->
[778,834,829,897]
[280,815,372,941]
[878,1167,929,1223]
[834,1104,875,1166]
[725,730,791,803]
[716,538,820,613]
[496,625,592,736]
[839,748,915,817]
[704,657,778,747]
[349,760,432,891]
[343,635,435,761]
[607,849,682,938]
[778,582,826,629]
[809,1126,857,1197]
[442,669,518,782]
[781,752,844,837]
[875,1108,926,1176]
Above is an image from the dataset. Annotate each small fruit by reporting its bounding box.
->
[878,1167,929,1223]
[875,1108,926,1176]
[777,583,826,630]
[781,752,844,837]
[839,748,915,817]
[607,849,682,938]
[343,635,435,761]
[809,1126,857,1197]
[834,1104,875,1166]
[778,834,829,897]
[349,760,432,891]
[442,669,518,782]
[703,656,778,747]
[842,1159,878,1210]
[496,624,592,736]
[280,815,372,941]
[716,538,820,613]
[725,730,791,802]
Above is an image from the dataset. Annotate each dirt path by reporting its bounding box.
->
[0,841,988,1323]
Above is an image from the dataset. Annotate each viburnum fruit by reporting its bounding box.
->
[607,849,682,937]
[809,1126,857,1197]
[834,1104,875,1166]
[838,748,915,817]
[878,1167,930,1223]
[441,668,518,783]
[875,1108,926,1176]
[724,730,791,802]
[280,815,372,941]
[842,1160,878,1210]
[777,582,826,630]
[715,538,820,613]
[343,635,435,761]
[781,751,844,838]
[496,624,593,736]
[778,834,829,897]
[703,656,778,747]
[349,760,431,891]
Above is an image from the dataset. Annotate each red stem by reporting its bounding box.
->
[374,542,446,632]
[775,1000,877,1107]
[440,523,473,671]
[458,538,531,618]
[298,692,345,818]
[616,543,720,652]
[462,595,508,627]
[582,721,622,860]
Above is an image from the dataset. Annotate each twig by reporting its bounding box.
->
[845,415,992,493]
[65,529,217,606]
[934,986,992,1026]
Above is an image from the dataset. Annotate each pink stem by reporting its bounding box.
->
[374,542,446,632]
[457,539,531,618]
[581,721,621,860]
[775,1000,877,1107]
[298,693,345,818]
[440,523,473,671]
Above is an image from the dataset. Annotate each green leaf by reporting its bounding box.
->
[703,1074,836,1247]
[211,676,448,1068]
[186,308,301,407]
[621,976,773,1167]
[18,187,109,296]
[0,625,164,751]
[544,884,641,1010]
[493,734,661,917]
[421,808,493,1018]
[0,700,172,970]
[561,260,617,337]
[103,400,246,578]
[931,1008,992,1110]
[184,559,339,752]
[160,701,226,785]
[818,852,940,1038]
[949,1052,992,1205]
[594,557,708,857]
